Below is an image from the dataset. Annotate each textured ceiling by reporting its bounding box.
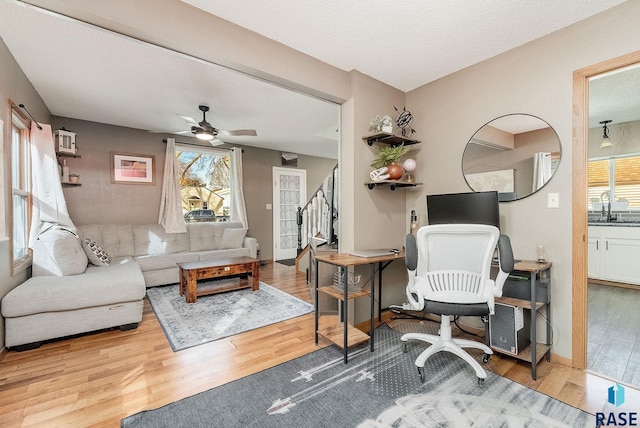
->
[183,0,626,92]
[0,0,634,160]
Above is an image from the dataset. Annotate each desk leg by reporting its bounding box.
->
[342,266,348,364]
[530,272,537,380]
[314,258,319,345]
[370,263,375,352]
[544,269,552,362]
[378,263,383,323]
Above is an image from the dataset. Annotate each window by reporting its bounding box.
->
[176,145,231,223]
[588,154,640,210]
[9,106,32,273]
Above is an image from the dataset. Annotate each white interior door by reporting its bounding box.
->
[273,167,306,261]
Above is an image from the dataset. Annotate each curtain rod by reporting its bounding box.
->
[18,104,43,130]
[162,138,242,152]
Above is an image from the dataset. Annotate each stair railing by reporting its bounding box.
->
[297,164,338,254]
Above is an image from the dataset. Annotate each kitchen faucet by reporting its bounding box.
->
[600,191,612,222]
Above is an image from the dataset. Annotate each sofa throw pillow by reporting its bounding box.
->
[83,238,111,266]
[32,229,88,276]
[220,228,247,250]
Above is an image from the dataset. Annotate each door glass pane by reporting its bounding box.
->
[279,174,300,250]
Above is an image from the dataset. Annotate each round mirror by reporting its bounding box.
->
[462,114,561,201]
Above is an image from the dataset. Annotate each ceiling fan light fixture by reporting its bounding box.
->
[194,128,214,141]
[599,120,614,149]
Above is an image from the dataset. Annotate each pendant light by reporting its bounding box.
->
[599,120,613,149]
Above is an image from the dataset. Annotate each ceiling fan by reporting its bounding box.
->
[160,105,257,146]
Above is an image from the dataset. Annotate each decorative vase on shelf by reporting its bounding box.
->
[381,125,393,134]
[61,159,70,182]
[403,158,416,182]
[386,162,404,180]
[370,144,410,181]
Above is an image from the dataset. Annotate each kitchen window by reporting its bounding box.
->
[588,154,640,210]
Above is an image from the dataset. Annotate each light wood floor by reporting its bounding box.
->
[0,262,636,427]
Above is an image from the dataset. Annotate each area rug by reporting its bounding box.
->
[146,282,313,351]
[122,325,594,427]
[276,258,296,266]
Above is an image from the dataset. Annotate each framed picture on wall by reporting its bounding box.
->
[111,152,155,185]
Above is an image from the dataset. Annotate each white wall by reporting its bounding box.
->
[407,1,640,359]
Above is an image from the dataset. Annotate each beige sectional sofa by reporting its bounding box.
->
[1,221,257,350]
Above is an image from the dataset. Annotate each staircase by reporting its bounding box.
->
[295,164,338,265]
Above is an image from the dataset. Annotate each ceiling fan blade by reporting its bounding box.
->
[178,114,199,126]
[148,129,191,134]
[218,129,257,137]
[210,138,225,146]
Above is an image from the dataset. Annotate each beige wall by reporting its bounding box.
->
[341,71,410,317]
[0,38,50,348]
[406,1,640,359]
[50,116,337,261]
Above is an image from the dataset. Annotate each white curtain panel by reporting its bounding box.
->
[28,123,76,247]
[532,152,552,193]
[158,137,186,233]
[230,147,248,228]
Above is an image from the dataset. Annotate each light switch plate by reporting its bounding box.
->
[547,193,559,208]
[266,203,272,210]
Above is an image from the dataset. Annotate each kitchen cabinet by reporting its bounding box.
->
[588,225,640,285]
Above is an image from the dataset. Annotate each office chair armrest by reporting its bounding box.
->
[494,234,514,297]
[406,274,425,311]
[403,232,424,310]
[405,233,418,272]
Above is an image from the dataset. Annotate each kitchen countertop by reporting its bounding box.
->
[588,220,640,227]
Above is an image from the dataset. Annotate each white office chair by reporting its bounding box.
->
[401,224,513,382]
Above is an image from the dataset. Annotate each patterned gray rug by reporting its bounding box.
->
[146,282,313,351]
[122,325,595,427]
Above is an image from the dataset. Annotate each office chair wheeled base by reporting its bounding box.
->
[400,316,492,382]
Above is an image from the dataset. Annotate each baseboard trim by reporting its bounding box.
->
[550,353,571,367]
[589,278,639,290]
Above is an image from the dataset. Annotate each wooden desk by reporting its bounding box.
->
[313,251,405,363]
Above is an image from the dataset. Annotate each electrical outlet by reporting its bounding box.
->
[547,193,559,208]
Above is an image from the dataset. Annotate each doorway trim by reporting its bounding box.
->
[572,50,640,369]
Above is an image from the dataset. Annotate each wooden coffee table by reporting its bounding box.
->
[177,257,259,303]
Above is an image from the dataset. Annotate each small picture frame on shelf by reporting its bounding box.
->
[111,152,155,185]
[54,129,76,154]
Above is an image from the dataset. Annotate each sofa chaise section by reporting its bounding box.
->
[1,221,258,350]
[2,261,145,349]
